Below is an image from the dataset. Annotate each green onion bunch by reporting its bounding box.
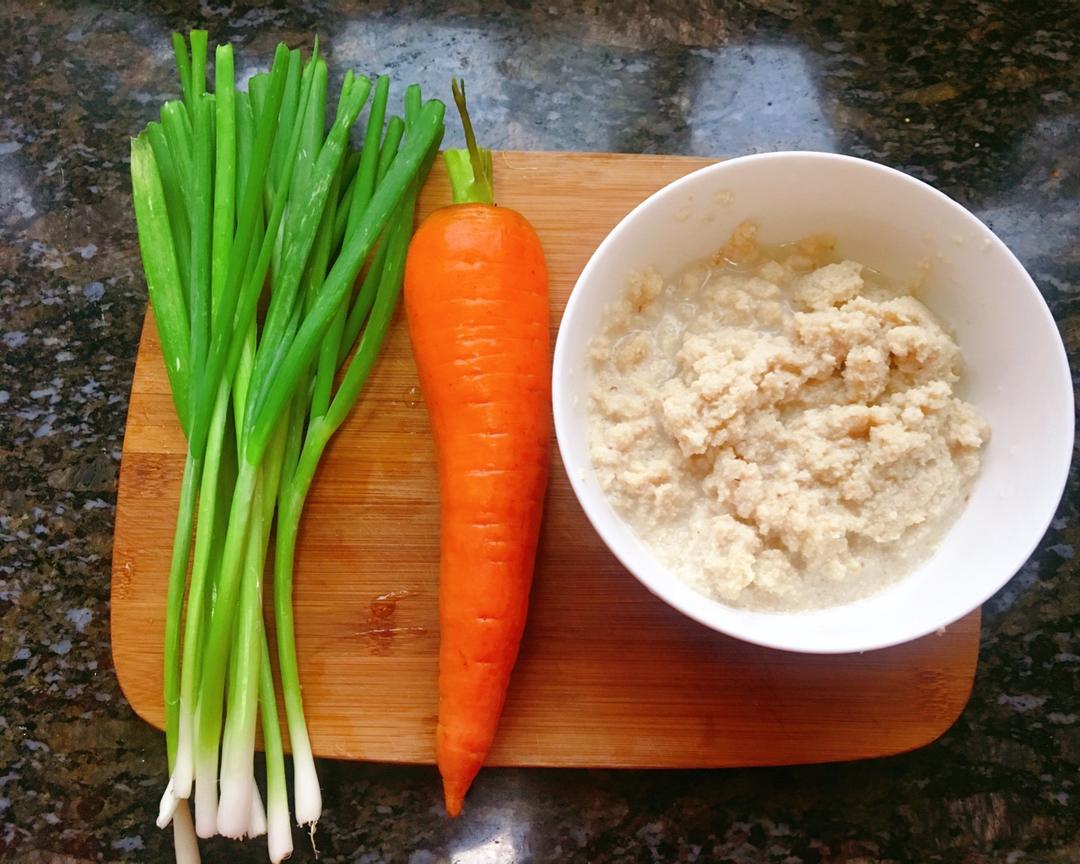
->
[130,30,444,862]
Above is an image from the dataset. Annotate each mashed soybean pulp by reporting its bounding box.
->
[588,223,989,611]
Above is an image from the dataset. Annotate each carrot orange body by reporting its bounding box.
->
[404,202,550,816]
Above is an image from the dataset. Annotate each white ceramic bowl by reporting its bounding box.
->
[552,151,1073,654]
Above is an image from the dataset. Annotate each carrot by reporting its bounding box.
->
[403,79,550,817]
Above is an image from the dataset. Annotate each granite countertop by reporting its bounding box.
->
[2,1,1078,861]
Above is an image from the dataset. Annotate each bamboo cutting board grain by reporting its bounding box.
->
[111,152,981,768]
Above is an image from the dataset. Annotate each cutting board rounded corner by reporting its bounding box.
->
[110,567,166,735]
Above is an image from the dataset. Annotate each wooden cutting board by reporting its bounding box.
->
[111,152,980,768]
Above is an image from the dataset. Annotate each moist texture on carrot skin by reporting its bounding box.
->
[588,223,989,612]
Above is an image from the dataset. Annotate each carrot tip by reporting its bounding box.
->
[443,789,464,818]
[442,774,470,818]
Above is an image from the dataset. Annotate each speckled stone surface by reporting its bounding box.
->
[1,1,1078,861]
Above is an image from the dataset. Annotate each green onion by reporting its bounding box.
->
[171,32,193,113]
[211,45,236,311]
[145,122,192,295]
[131,29,445,861]
[247,98,445,461]
[129,136,191,432]
[308,74,388,416]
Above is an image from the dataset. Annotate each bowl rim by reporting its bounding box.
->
[551,150,1075,654]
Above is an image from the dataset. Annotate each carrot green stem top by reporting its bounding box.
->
[445,78,493,205]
